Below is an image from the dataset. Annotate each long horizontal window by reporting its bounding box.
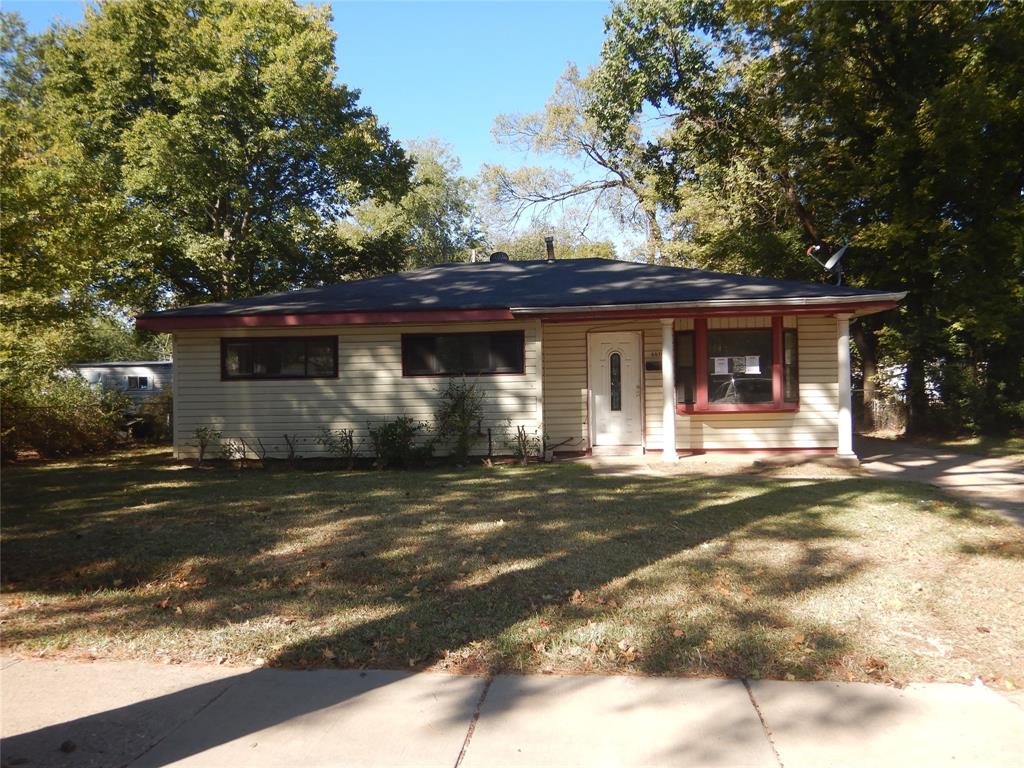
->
[221,337,338,380]
[675,318,798,412]
[402,331,525,376]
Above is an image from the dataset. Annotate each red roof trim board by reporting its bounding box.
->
[136,308,517,331]
[136,301,897,331]
[533,301,899,323]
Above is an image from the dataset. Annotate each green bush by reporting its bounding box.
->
[434,379,484,464]
[368,417,428,468]
[135,391,173,442]
[1,376,132,459]
[191,426,222,466]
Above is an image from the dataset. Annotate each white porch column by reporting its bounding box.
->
[660,319,677,460]
[836,314,856,459]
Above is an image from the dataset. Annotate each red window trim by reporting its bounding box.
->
[677,316,799,414]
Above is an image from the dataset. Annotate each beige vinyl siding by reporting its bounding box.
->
[541,315,839,452]
[172,321,541,459]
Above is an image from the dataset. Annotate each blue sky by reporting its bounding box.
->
[7,1,612,176]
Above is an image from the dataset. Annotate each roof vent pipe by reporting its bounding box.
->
[489,251,510,263]
[544,236,555,262]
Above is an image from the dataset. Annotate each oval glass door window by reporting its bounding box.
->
[610,352,622,411]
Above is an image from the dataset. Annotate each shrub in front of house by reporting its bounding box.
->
[434,379,485,465]
[368,417,430,468]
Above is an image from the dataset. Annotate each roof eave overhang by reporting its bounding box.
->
[136,292,905,331]
[511,293,906,322]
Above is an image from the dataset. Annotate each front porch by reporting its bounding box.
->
[539,313,857,460]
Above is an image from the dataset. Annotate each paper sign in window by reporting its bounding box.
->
[713,357,729,375]
[745,355,761,374]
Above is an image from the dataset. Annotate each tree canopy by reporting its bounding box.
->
[2,0,1021,437]
[586,0,1024,434]
[2,0,412,323]
[480,64,663,262]
[340,139,483,268]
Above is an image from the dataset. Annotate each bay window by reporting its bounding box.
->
[675,317,799,412]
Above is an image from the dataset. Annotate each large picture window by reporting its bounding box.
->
[401,331,525,376]
[221,337,338,380]
[706,329,774,405]
[675,318,798,412]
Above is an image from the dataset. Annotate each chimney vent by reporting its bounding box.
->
[544,236,555,262]
[489,251,510,263]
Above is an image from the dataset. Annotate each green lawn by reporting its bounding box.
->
[2,449,1022,688]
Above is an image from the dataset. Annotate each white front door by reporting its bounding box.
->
[589,332,642,446]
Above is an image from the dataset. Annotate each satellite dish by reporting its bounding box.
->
[823,244,848,271]
[805,242,850,285]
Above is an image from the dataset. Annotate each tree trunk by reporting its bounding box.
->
[851,320,879,432]
[643,206,664,264]
[777,173,821,243]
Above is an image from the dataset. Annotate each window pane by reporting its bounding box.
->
[307,339,336,375]
[707,329,773,404]
[436,334,470,373]
[403,336,435,375]
[224,343,252,377]
[278,341,307,376]
[674,332,695,404]
[465,334,491,373]
[610,353,622,411]
[784,329,799,403]
[138,376,149,390]
[490,332,524,372]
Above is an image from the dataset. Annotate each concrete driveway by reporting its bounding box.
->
[3,656,1024,768]
[856,436,1024,525]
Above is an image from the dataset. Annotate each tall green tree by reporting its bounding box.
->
[340,139,483,268]
[481,64,666,262]
[485,219,618,262]
[2,0,412,317]
[591,0,1024,434]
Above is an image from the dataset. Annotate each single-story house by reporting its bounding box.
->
[71,360,173,408]
[136,256,905,462]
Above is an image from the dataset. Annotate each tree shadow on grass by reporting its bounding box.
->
[1,458,951,767]
[263,475,882,681]
[2,454,919,681]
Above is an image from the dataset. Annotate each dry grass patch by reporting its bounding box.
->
[2,448,1022,688]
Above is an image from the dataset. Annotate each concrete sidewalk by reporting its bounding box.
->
[3,657,1023,767]
[856,436,1024,525]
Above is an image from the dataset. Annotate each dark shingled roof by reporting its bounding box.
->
[139,258,903,318]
